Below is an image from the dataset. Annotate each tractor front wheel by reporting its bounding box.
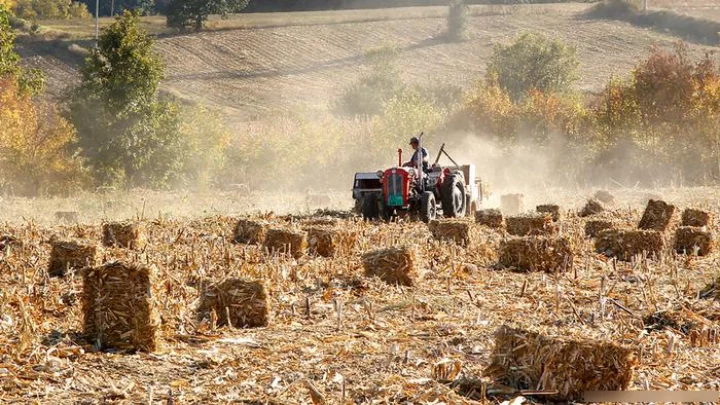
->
[420,191,437,223]
[363,194,380,220]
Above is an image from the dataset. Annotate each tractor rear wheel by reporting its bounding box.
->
[363,194,380,220]
[442,172,466,218]
[420,191,437,223]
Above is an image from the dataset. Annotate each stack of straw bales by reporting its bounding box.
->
[486,325,637,402]
[475,209,503,229]
[506,214,554,236]
[428,220,471,246]
[584,219,614,238]
[263,228,308,258]
[674,226,714,256]
[681,208,712,227]
[595,229,664,261]
[48,240,97,277]
[306,226,356,257]
[638,199,675,231]
[197,279,268,328]
[233,219,269,245]
[499,236,573,273]
[82,262,161,352]
[536,204,561,222]
[500,194,524,215]
[579,199,604,217]
[102,221,147,249]
[362,246,418,286]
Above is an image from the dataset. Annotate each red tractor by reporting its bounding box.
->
[352,139,483,222]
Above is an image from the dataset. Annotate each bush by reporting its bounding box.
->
[447,0,468,42]
[13,0,91,20]
[486,32,580,101]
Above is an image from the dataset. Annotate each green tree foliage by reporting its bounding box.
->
[0,5,43,93]
[447,0,468,41]
[166,0,248,32]
[486,32,580,101]
[80,0,154,16]
[13,0,90,20]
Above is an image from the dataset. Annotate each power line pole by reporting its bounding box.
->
[95,0,99,47]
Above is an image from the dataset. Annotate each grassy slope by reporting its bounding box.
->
[15,3,719,126]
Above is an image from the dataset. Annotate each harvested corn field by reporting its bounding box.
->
[0,188,718,404]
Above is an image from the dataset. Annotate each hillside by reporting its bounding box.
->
[16,3,720,126]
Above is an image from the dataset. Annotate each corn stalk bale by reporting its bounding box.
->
[585,219,614,238]
[82,262,161,352]
[638,199,676,232]
[505,214,554,236]
[595,229,664,261]
[197,279,268,328]
[486,325,637,402]
[498,236,573,273]
[263,228,308,258]
[681,208,712,227]
[48,240,97,277]
[536,204,561,222]
[593,190,615,204]
[579,199,604,217]
[233,219,268,245]
[362,246,417,286]
[674,226,713,256]
[500,194,524,215]
[102,221,147,249]
[306,226,357,257]
[475,209,503,229]
[428,219,471,246]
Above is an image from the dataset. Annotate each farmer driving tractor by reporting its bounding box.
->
[403,136,430,172]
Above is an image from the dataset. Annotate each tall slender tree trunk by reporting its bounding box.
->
[195,15,203,32]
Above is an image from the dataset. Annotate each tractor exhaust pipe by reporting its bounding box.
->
[398,148,402,167]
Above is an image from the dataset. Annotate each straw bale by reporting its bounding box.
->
[595,229,664,261]
[55,211,79,223]
[475,209,503,229]
[674,226,713,256]
[638,199,676,232]
[505,213,554,236]
[536,204,560,222]
[498,236,573,273]
[301,217,339,227]
[579,199,604,217]
[82,262,161,352]
[486,325,637,402]
[681,208,712,227]
[428,219,471,246]
[233,219,268,245]
[197,279,268,328]
[584,219,614,238]
[48,240,97,277]
[362,246,417,286]
[263,228,308,258]
[306,226,357,257]
[593,190,615,204]
[102,221,147,249]
[500,194,524,215]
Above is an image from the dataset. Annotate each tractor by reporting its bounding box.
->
[352,135,484,222]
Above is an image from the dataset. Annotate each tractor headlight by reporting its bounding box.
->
[376,170,384,178]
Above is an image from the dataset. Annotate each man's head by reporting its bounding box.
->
[409,136,419,150]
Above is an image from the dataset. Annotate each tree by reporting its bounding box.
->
[0,5,43,93]
[166,0,248,32]
[486,33,580,101]
[447,0,468,42]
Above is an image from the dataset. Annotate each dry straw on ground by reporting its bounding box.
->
[505,213,554,236]
[500,194,524,215]
[306,226,356,257]
[263,228,308,258]
[486,325,637,402]
[48,240,97,277]
[595,229,664,261]
[584,219,614,238]
[197,279,269,328]
[475,208,503,229]
[102,221,147,249]
[681,208,712,227]
[499,236,573,273]
[233,218,269,245]
[362,246,417,286]
[428,219,471,246]
[594,190,615,204]
[638,199,676,232]
[82,262,162,352]
[579,199,604,217]
[674,226,714,256]
[536,204,561,222]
